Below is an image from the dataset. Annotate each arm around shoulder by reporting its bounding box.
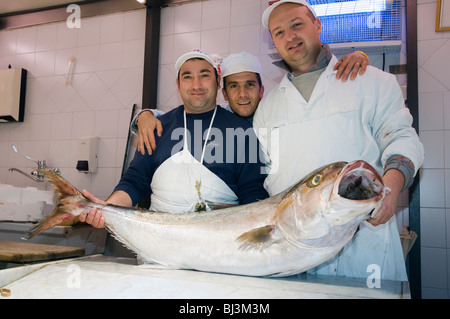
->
[130,109,164,156]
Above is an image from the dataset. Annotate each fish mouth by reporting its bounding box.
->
[336,160,385,201]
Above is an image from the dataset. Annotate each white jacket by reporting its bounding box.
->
[254,56,424,195]
[253,55,424,281]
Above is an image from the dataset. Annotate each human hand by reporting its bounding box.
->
[79,189,106,228]
[137,110,163,156]
[367,170,404,226]
[334,51,369,82]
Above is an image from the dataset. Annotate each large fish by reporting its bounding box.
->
[25,160,385,277]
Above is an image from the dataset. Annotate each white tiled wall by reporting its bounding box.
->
[0,9,146,199]
[0,0,447,298]
[418,0,450,299]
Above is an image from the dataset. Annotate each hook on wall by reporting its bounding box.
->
[66,56,75,85]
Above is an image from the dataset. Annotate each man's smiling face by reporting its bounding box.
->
[269,3,322,75]
[177,58,219,114]
[222,71,264,119]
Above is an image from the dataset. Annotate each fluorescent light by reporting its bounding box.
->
[312,0,387,17]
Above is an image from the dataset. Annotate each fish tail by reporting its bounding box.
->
[24,169,87,240]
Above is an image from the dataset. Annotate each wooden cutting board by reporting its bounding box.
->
[0,240,85,263]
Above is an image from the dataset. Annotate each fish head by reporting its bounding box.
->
[325,160,385,226]
[276,161,385,247]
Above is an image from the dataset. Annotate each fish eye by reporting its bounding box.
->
[311,174,322,186]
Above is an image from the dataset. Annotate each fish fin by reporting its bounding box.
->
[23,211,78,240]
[23,169,86,239]
[41,169,81,197]
[236,225,277,251]
[205,201,238,210]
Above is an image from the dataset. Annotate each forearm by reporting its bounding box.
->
[130,108,164,135]
[113,150,153,206]
[130,109,153,135]
[106,190,133,207]
[382,168,404,195]
[384,155,415,191]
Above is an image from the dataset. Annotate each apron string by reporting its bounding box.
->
[183,107,218,165]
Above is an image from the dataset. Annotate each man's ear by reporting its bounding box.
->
[222,88,229,101]
[314,17,322,34]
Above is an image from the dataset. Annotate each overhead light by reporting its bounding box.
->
[312,0,387,17]
[136,0,146,4]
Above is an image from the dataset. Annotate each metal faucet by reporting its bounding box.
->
[9,145,60,182]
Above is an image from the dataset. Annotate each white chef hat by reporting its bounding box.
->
[220,52,262,78]
[262,0,317,28]
[175,49,218,74]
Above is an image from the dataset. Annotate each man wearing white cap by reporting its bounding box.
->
[131,51,265,156]
[132,48,366,155]
[220,51,264,121]
[253,0,424,281]
[79,49,269,226]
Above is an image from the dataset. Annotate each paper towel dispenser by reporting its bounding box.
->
[76,136,99,174]
[0,67,27,123]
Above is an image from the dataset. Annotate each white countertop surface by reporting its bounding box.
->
[0,254,409,299]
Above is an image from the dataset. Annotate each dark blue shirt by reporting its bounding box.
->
[115,105,269,207]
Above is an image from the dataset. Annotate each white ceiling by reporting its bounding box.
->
[0,0,92,15]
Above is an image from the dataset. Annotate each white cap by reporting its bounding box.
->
[262,0,317,28]
[221,52,262,78]
[175,49,218,74]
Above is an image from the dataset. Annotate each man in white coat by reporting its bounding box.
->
[253,0,424,281]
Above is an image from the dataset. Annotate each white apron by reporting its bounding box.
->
[268,106,408,281]
[150,108,239,214]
